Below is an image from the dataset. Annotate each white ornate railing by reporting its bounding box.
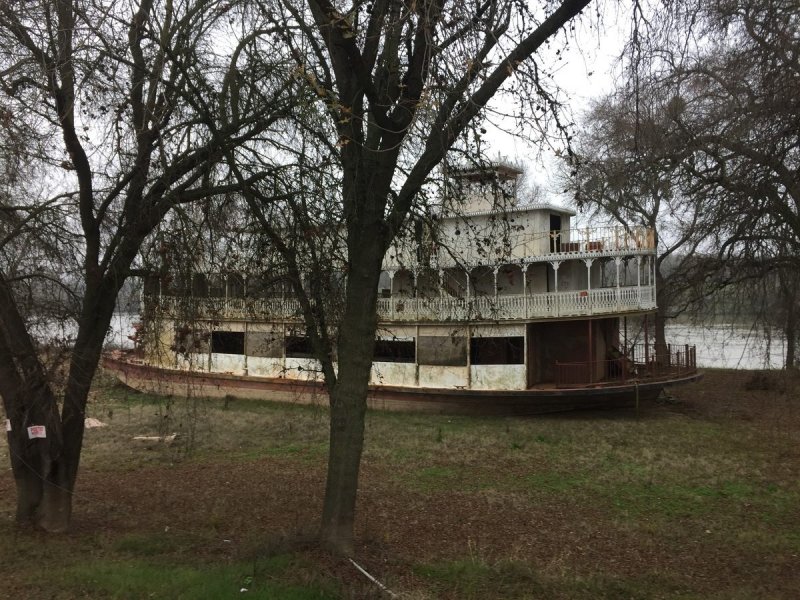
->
[149,284,655,322]
[384,225,656,269]
[379,285,656,321]
[529,225,655,255]
[502,224,655,260]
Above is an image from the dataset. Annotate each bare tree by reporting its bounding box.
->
[570,88,716,353]
[0,0,293,530]
[219,0,596,553]
[571,0,799,365]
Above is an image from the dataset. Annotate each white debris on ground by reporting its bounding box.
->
[84,418,107,428]
[132,433,179,443]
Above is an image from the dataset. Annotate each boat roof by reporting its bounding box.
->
[440,203,577,219]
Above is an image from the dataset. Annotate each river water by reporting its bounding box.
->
[664,324,786,370]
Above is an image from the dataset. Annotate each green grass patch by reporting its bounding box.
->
[521,471,588,494]
[114,532,195,557]
[59,559,339,599]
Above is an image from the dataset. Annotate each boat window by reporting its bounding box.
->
[471,336,524,365]
[246,332,283,358]
[285,335,314,358]
[226,273,245,298]
[374,339,415,363]
[192,273,208,297]
[208,274,225,298]
[211,331,245,355]
[417,336,468,366]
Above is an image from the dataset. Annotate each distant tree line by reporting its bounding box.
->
[570,0,799,367]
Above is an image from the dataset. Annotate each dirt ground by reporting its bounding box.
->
[1,368,798,598]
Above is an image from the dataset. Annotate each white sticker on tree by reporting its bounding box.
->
[5,419,10,432]
[27,425,46,439]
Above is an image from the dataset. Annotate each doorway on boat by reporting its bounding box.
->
[526,318,620,387]
[549,214,562,253]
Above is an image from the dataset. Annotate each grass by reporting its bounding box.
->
[0,368,798,598]
[59,559,337,599]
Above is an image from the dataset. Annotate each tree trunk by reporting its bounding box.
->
[1,270,123,532]
[653,261,669,364]
[319,197,385,554]
[6,386,73,532]
[784,293,797,369]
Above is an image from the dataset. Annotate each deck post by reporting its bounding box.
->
[522,264,530,319]
[465,268,470,319]
[550,261,561,317]
[584,258,594,315]
[388,271,396,318]
[644,313,650,373]
[493,266,499,318]
[624,316,628,353]
[413,268,418,319]
[615,257,622,309]
[438,269,444,318]
[224,273,229,317]
[636,256,642,308]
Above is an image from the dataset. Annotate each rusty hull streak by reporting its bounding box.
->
[102,355,703,416]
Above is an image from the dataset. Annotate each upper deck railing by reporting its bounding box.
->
[537,225,655,256]
[385,224,656,269]
[147,284,656,323]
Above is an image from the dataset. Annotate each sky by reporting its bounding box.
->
[483,2,635,208]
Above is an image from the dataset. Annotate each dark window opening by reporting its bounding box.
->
[374,339,415,363]
[471,336,524,365]
[286,335,314,358]
[211,331,245,355]
[208,274,225,298]
[549,214,562,252]
[165,272,192,297]
[227,273,245,298]
[192,273,208,297]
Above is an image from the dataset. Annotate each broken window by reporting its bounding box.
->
[470,336,524,365]
[285,335,314,358]
[211,331,245,355]
[374,339,415,363]
[246,331,283,358]
[417,336,468,366]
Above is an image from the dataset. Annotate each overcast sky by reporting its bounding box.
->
[484,3,634,207]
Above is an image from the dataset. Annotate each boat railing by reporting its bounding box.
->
[147,284,657,322]
[538,224,655,255]
[555,344,697,388]
[384,225,656,269]
[375,285,656,321]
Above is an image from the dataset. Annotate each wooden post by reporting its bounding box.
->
[623,316,628,354]
[644,313,650,373]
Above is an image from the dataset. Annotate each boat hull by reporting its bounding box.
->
[102,355,702,416]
